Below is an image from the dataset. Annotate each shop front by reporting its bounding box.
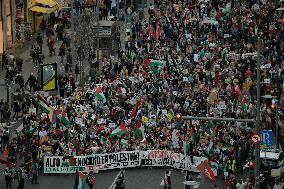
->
[27,0,64,32]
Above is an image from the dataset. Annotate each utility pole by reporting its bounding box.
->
[254,37,261,189]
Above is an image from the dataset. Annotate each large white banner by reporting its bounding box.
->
[44,151,140,173]
[44,150,209,174]
[140,150,207,171]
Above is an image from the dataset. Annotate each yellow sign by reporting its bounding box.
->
[27,0,37,9]
[42,63,57,91]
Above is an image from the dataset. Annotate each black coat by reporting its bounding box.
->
[13,101,21,113]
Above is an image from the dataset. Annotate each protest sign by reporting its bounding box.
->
[44,151,140,173]
[44,151,213,174]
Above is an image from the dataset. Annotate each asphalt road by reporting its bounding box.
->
[0,161,260,189]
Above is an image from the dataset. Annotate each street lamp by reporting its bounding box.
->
[271,98,279,149]
[176,113,182,120]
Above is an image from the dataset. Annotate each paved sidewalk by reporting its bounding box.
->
[0,36,61,101]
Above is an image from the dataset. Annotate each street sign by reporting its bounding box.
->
[259,130,273,149]
[252,134,261,143]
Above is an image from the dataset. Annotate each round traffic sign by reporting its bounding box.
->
[252,134,261,143]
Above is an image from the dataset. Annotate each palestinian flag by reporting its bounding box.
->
[120,138,129,147]
[37,93,50,113]
[62,156,75,167]
[74,170,87,189]
[134,119,144,139]
[197,160,217,181]
[58,111,70,128]
[148,60,163,67]
[183,141,190,156]
[111,122,127,137]
[94,86,106,103]
[143,59,164,67]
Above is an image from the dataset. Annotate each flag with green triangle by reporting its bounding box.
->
[74,170,87,189]
[94,86,106,103]
[58,111,70,128]
[135,119,144,139]
[36,93,50,113]
[111,122,127,137]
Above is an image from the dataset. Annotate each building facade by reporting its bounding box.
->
[0,0,16,54]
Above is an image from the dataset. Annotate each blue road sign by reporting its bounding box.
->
[259,130,273,149]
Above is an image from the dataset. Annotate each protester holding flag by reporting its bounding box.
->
[74,170,87,189]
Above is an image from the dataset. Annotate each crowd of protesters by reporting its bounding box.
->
[1,0,284,189]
